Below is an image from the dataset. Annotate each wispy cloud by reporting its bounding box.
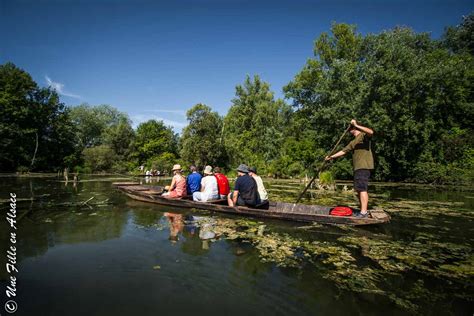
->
[45,75,81,99]
[131,114,187,132]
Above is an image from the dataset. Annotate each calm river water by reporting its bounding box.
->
[0,175,472,315]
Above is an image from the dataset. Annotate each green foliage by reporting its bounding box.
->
[0,62,76,171]
[180,103,226,167]
[285,20,474,183]
[69,104,130,148]
[146,152,177,174]
[82,145,117,172]
[67,103,135,172]
[133,120,178,164]
[1,15,473,184]
[16,166,30,174]
[319,171,335,185]
[223,75,291,174]
[102,118,135,158]
[442,13,474,55]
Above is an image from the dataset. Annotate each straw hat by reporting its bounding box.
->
[172,164,182,171]
[203,165,213,175]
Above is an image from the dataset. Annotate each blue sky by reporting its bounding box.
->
[2,0,472,132]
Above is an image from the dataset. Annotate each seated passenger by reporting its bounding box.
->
[228,164,258,207]
[162,164,187,198]
[193,165,219,202]
[249,166,268,204]
[214,166,230,199]
[186,165,202,195]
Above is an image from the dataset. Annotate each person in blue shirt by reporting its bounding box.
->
[186,165,202,195]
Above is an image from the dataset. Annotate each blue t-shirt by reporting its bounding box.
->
[187,172,202,194]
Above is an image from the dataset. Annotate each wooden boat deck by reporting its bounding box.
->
[113,182,390,226]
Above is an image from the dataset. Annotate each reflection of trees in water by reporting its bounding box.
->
[132,208,165,227]
[15,205,127,263]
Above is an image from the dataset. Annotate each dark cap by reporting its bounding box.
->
[248,166,257,174]
[236,164,249,173]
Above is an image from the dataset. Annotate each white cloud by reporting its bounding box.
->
[131,114,187,132]
[45,75,81,99]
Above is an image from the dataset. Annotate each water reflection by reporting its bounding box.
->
[0,175,472,315]
[164,212,184,242]
[163,212,217,252]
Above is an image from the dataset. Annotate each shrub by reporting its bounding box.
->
[319,171,335,185]
[82,145,117,172]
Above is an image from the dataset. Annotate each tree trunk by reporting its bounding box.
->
[29,132,39,171]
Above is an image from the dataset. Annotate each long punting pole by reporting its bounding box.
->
[295,125,351,204]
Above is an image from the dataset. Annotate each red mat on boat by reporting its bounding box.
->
[330,206,353,216]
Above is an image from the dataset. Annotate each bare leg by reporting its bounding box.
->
[359,191,368,213]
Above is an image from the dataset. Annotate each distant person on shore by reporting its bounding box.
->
[187,165,202,195]
[248,167,268,204]
[213,167,230,199]
[325,119,374,217]
[228,164,258,207]
[193,165,219,202]
[162,164,187,198]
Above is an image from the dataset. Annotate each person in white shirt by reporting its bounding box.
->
[193,165,219,202]
[248,166,268,203]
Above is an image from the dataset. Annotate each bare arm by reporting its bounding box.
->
[232,190,238,205]
[351,119,373,136]
[169,177,176,190]
[228,190,239,206]
[325,150,346,161]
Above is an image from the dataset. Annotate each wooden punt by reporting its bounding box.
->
[113,183,390,226]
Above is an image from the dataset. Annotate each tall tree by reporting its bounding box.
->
[69,104,130,148]
[223,75,291,173]
[442,13,474,55]
[133,120,178,164]
[0,62,76,171]
[285,22,473,182]
[180,103,226,167]
[68,104,135,170]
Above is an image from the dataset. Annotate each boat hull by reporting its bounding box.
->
[114,183,390,226]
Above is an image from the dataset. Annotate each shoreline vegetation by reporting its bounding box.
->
[1,16,473,186]
[3,173,473,192]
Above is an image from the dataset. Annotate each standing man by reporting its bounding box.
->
[325,119,374,217]
[186,165,202,195]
